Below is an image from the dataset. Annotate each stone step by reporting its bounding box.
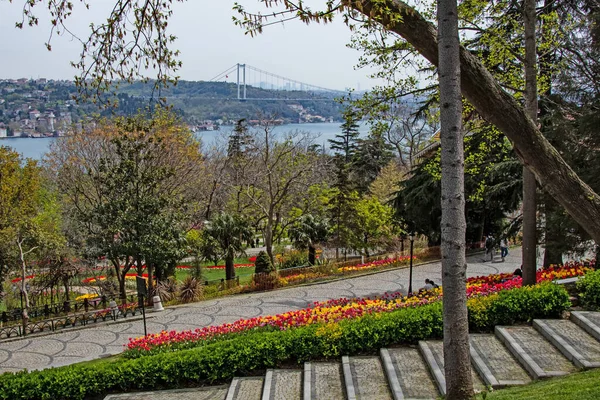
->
[262,369,302,400]
[470,333,531,389]
[534,319,600,369]
[381,347,439,399]
[304,362,346,400]
[342,355,393,400]
[495,326,577,379]
[418,340,486,397]
[225,377,264,400]
[571,311,600,342]
[104,386,228,399]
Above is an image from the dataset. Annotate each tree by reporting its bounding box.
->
[328,108,361,164]
[0,147,63,329]
[186,228,220,279]
[288,214,330,265]
[350,196,394,257]
[204,213,253,281]
[254,250,275,274]
[353,127,395,194]
[437,0,474,395]
[241,124,321,263]
[369,161,405,202]
[521,0,539,286]
[47,111,201,300]
[395,123,522,247]
[227,119,255,214]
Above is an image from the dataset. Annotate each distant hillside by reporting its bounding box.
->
[118,80,344,123]
[0,79,345,137]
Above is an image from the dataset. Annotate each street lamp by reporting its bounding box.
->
[408,233,415,294]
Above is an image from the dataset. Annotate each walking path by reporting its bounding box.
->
[0,248,524,374]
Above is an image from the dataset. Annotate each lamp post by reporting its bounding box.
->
[408,233,415,294]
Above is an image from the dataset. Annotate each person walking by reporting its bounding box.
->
[500,238,508,261]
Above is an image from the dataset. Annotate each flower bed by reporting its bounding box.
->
[278,271,328,285]
[125,263,590,357]
[75,293,99,302]
[338,255,417,273]
[9,274,35,283]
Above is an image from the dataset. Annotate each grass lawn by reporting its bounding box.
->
[175,257,256,285]
[175,267,256,285]
[477,368,600,400]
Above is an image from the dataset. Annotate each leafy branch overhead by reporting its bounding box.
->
[11,0,185,103]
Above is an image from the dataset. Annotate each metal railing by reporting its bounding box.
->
[1,294,139,326]
[0,301,144,340]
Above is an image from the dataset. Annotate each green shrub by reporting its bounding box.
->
[178,276,202,303]
[577,270,600,310]
[468,282,571,331]
[0,283,570,400]
[254,251,275,274]
[278,250,308,270]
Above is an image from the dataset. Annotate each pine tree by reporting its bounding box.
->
[354,129,395,194]
[227,118,252,159]
[254,250,275,274]
[328,108,360,164]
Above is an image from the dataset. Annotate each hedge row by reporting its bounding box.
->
[0,282,570,400]
[577,269,600,310]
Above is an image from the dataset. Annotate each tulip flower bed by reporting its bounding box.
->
[82,273,150,284]
[278,271,328,285]
[124,263,589,358]
[10,274,36,283]
[338,255,417,273]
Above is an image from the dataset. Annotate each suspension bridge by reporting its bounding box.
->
[208,63,347,101]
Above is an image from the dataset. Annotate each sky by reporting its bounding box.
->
[0,0,383,91]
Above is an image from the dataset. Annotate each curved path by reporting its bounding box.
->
[0,249,524,374]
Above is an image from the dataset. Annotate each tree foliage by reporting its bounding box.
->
[47,110,201,298]
[204,213,253,281]
[288,214,330,265]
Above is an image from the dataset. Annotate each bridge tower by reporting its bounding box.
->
[236,63,247,100]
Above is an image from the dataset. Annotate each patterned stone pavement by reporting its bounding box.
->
[0,248,525,374]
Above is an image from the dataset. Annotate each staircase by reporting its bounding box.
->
[104,311,600,400]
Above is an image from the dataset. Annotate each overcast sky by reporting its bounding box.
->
[0,0,383,91]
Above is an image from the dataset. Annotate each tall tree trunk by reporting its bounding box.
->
[156,264,164,282]
[352,0,600,245]
[17,239,31,335]
[63,277,70,301]
[543,196,564,267]
[118,278,126,302]
[265,217,274,264]
[225,253,235,281]
[308,245,316,265]
[438,0,474,397]
[113,259,128,302]
[522,0,539,286]
[147,263,154,300]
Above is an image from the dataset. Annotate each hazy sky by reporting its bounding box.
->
[0,1,383,91]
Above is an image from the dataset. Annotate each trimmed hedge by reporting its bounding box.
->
[0,282,570,400]
[468,281,571,331]
[577,269,600,310]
